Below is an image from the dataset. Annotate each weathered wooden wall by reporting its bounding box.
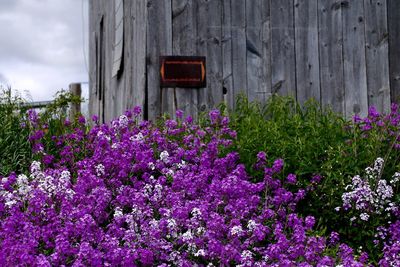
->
[89,0,400,122]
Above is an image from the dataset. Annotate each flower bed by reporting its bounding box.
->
[0,108,371,266]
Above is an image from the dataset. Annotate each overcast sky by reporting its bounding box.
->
[0,0,88,102]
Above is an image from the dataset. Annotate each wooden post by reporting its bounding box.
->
[69,83,81,120]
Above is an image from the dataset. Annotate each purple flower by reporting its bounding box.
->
[328,231,339,245]
[133,106,142,115]
[91,115,99,122]
[286,174,297,185]
[209,109,220,124]
[175,109,184,119]
[78,116,86,124]
[272,158,284,173]
[310,175,322,184]
[304,216,316,229]
[368,106,379,119]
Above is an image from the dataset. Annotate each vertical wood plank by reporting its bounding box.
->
[388,0,400,103]
[222,0,234,109]
[104,0,113,122]
[207,0,223,109]
[294,0,320,105]
[246,0,263,102]
[172,0,198,119]
[197,0,223,113]
[342,0,368,117]
[195,0,208,113]
[131,0,147,120]
[146,0,173,120]
[260,0,272,104]
[271,0,296,97]
[124,0,133,112]
[318,0,344,114]
[88,0,98,118]
[364,0,390,113]
[231,0,247,104]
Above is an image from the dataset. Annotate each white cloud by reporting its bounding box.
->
[0,0,88,101]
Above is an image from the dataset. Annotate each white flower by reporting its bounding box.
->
[247,220,257,231]
[5,199,17,208]
[97,131,111,141]
[16,174,31,196]
[194,249,205,257]
[152,183,163,201]
[17,174,28,186]
[95,164,105,176]
[376,180,393,200]
[373,157,384,173]
[191,207,202,219]
[149,219,158,228]
[176,160,186,169]
[148,162,155,170]
[390,172,400,184]
[143,184,153,197]
[114,207,123,218]
[241,250,253,263]
[111,143,118,149]
[160,151,169,162]
[360,213,369,221]
[167,218,177,229]
[130,132,144,142]
[30,161,41,173]
[165,169,174,176]
[230,225,243,236]
[118,115,129,127]
[60,170,71,184]
[196,226,205,235]
[182,230,193,241]
[335,207,341,212]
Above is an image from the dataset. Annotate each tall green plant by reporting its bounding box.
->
[0,87,31,176]
[0,88,83,176]
[227,94,400,262]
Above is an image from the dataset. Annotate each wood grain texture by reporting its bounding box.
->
[294,0,320,105]
[246,0,263,102]
[222,0,234,108]
[231,0,247,106]
[342,0,368,117]
[172,0,198,119]
[131,0,147,119]
[146,0,173,120]
[271,0,296,97]
[260,0,272,104]
[364,0,390,113]
[318,0,344,114]
[388,0,400,103]
[206,0,223,109]
[88,0,97,119]
[196,0,223,113]
[88,0,397,121]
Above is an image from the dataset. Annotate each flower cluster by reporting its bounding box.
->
[354,104,400,149]
[340,158,399,223]
[0,108,369,265]
[379,220,400,267]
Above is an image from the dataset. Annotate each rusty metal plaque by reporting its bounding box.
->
[160,56,206,88]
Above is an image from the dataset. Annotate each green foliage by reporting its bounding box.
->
[229,94,348,181]
[0,87,31,176]
[227,94,400,261]
[34,89,84,159]
[0,88,83,176]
